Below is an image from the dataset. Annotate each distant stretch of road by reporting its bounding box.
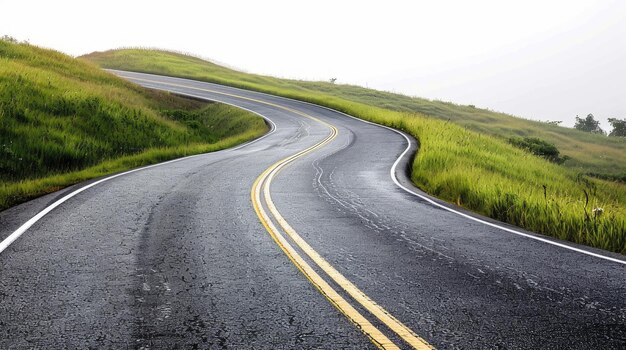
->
[0,71,624,349]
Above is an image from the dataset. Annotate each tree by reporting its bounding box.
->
[329,78,337,84]
[608,118,626,137]
[574,114,604,134]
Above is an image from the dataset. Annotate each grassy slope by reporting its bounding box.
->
[0,42,268,210]
[82,49,626,177]
[82,49,626,254]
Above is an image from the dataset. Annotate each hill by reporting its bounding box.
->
[82,48,625,254]
[82,49,626,178]
[0,41,268,210]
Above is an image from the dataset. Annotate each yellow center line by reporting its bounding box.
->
[252,147,397,350]
[121,75,434,350]
[262,145,434,350]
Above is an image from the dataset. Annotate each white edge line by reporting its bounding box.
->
[386,130,626,266]
[0,89,276,255]
[103,72,626,265]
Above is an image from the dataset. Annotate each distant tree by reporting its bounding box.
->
[574,114,604,134]
[608,117,626,137]
[329,78,337,84]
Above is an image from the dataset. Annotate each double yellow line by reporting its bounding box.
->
[251,112,433,350]
[122,75,433,349]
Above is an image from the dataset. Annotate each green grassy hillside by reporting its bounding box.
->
[0,41,268,210]
[82,49,626,178]
[82,49,625,254]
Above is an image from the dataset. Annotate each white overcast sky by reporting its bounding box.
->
[2,0,625,130]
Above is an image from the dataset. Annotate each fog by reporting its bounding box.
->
[2,0,624,130]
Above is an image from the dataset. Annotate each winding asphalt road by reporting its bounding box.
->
[1,71,624,349]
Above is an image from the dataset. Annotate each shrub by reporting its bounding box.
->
[508,137,568,164]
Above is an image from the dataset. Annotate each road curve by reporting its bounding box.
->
[1,71,624,349]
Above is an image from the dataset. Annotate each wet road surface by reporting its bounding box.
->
[1,71,624,349]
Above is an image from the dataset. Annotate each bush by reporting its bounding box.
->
[508,137,568,164]
[1,35,18,43]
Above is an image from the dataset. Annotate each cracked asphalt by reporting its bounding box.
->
[0,71,624,349]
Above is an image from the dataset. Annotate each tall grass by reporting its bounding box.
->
[82,49,626,254]
[0,41,268,210]
[0,131,262,210]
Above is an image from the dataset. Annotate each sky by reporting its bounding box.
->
[2,0,625,130]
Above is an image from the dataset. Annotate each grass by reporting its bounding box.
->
[0,41,268,210]
[82,48,626,254]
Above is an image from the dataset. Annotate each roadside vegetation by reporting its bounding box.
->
[0,40,268,210]
[507,137,569,164]
[82,49,626,254]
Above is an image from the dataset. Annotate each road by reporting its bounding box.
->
[1,71,624,349]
